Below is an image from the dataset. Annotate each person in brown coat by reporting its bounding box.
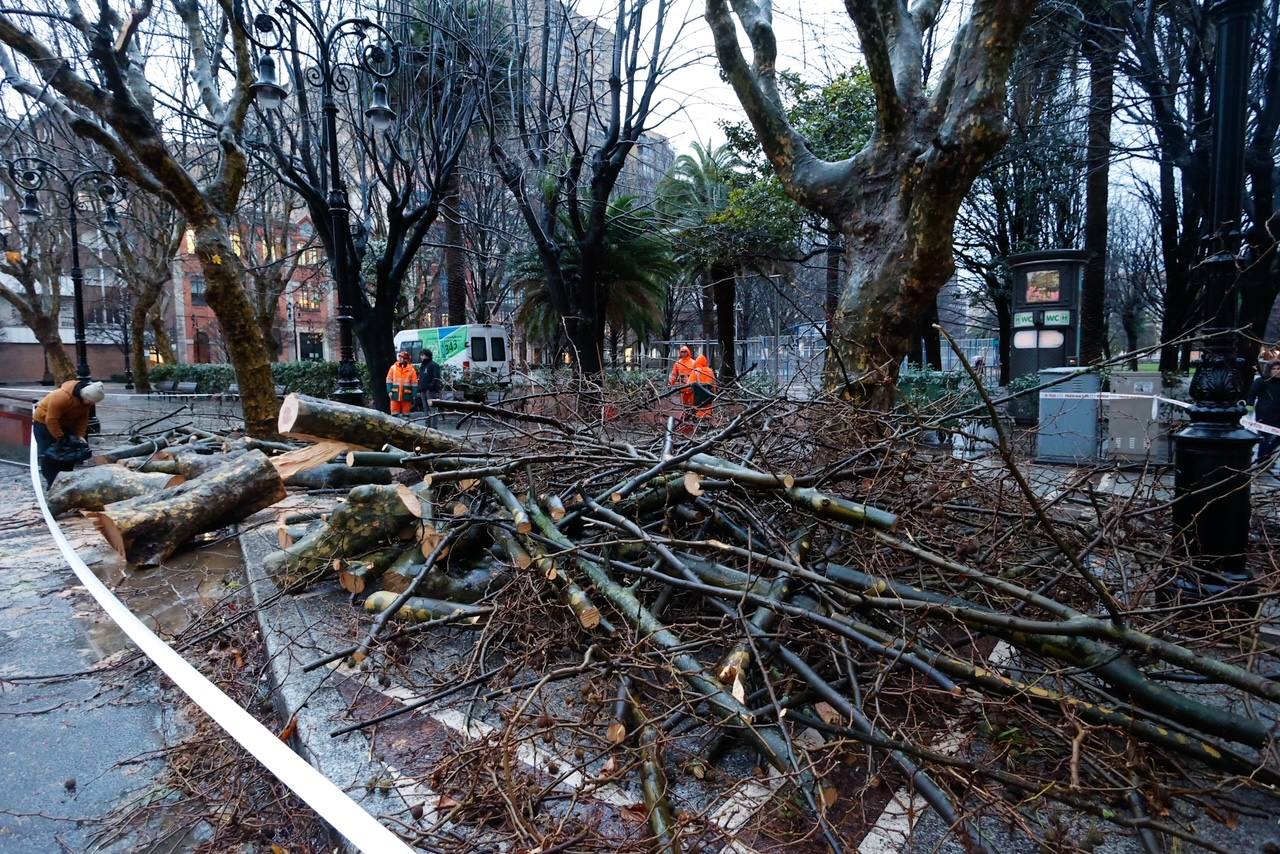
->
[33,379,104,487]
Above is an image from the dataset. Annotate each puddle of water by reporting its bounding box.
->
[82,535,245,658]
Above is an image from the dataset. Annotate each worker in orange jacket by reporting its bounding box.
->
[668,345,696,412]
[386,351,418,416]
[33,379,104,487]
[689,354,716,420]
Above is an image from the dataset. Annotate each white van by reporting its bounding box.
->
[393,324,512,383]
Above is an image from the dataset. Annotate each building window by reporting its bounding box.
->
[296,285,323,311]
[191,275,207,305]
[300,245,323,266]
[185,229,195,253]
[231,234,243,257]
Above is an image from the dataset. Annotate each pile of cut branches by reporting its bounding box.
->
[74,390,1280,851]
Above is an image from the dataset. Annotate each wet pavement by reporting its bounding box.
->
[0,462,244,851]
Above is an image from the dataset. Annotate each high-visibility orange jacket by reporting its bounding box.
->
[33,380,92,439]
[386,362,419,402]
[670,347,695,407]
[689,355,716,418]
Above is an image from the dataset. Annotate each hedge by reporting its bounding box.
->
[149,361,372,398]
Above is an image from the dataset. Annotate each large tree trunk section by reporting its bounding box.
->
[46,465,184,517]
[94,436,170,464]
[191,222,279,437]
[278,393,471,454]
[824,231,842,324]
[285,465,394,490]
[150,309,175,364]
[263,483,423,588]
[88,450,285,566]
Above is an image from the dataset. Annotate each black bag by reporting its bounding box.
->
[42,436,91,467]
[691,382,715,406]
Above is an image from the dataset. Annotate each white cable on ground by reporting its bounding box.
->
[27,436,413,854]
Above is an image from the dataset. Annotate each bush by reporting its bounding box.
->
[897,368,979,414]
[150,361,372,398]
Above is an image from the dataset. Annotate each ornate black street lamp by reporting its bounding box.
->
[242,2,399,406]
[8,157,124,431]
[1171,0,1262,600]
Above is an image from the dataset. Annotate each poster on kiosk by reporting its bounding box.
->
[1006,249,1087,382]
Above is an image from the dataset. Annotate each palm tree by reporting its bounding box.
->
[515,196,676,364]
[657,142,743,379]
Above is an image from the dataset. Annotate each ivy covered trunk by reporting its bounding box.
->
[191,221,279,437]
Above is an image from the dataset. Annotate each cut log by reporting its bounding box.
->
[337,547,405,594]
[46,465,184,517]
[263,483,423,588]
[278,393,471,454]
[148,446,250,478]
[87,451,285,567]
[269,439,359,482]
[93,436,170,464]
[284,465,394,490]
[362,591,489,623]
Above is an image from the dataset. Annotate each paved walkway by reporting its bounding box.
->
[0,464,188,852]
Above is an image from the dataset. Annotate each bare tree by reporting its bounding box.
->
[1107,199,1165,369]
[260,0,478,412]
[105,188,182,391]
[0,147,77,383]
[0,0,286,435]
[480,0,681,377]
[705,0,1038,405]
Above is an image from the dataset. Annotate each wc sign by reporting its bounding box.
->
[1006,249,1087,378]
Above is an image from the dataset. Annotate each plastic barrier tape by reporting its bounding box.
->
[1039,391,1191,420]
[28,436,413,854]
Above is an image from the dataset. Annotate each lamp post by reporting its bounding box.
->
[8,157,124,432]
[1171,0,1261,601]
[242,2,399,406]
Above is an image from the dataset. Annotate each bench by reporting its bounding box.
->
[175,381,199,395]
[148,379,180,398]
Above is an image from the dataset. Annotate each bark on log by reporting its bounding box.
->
[362,591,489,623]
[278,393,471,454]
[148,446,250,478]
[263,483,422,588]
[285,465,394,490]
[337,547,405,594]
[46,465,184,517]
[93,436,170,464]
[88,451,285,566]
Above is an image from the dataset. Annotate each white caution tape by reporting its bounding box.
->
[1242,415,1280,437]
[28,437,413,854]
[1039,391,1191,420]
